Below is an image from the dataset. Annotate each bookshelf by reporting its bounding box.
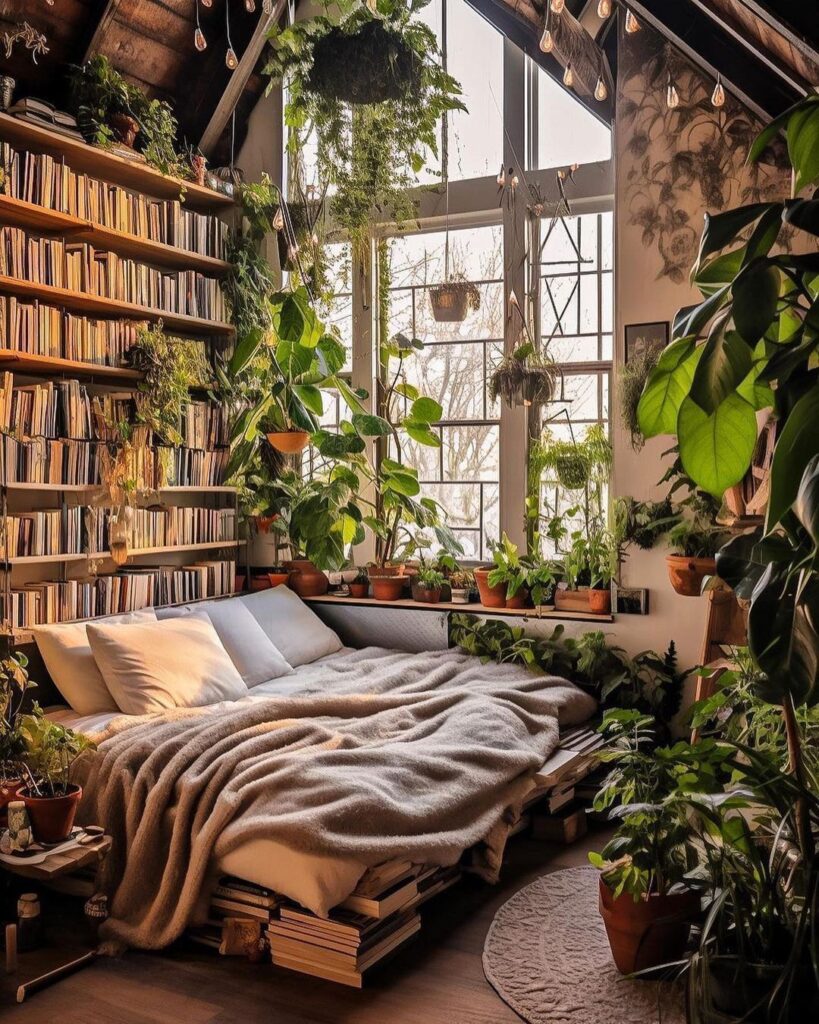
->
[0,115,241,639]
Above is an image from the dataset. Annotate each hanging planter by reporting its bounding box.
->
[265,430,311,454]
[555,452,591,490]
[306,21,422,105]
[429,279,481,323]
[489,346,558,408]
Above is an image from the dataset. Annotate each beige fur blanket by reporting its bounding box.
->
[78,646,595,951]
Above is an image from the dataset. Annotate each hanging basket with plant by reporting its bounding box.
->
[489,343,558,408]
[429,277,481,323]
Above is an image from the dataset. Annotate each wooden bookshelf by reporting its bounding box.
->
[0,276,234,338]
[0,348,143,382]
[4,482,237,494]
[0,195,231,276]
[0,113,234,211]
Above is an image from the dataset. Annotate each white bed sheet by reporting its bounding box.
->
[45,648,368,914]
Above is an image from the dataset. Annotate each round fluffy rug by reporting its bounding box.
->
[482,866,685,1024]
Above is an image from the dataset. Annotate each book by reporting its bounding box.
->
[339,874,418,919]
[210,897,271,923]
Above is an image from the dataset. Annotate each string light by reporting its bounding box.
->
[625,9,641,33]
[666,76,680,109]
[711,74,726,108]
[550,0,565,12]
[496,165,506,187]
[225,0,238,70]
[510,171,519,189]
[201,0,212,6]
[563,63,574,88]
[245,0,256,10]
[539,26,554,53]
[272,207,285,231]
[594,75,608,101]
[597,0,611,17]
[194,1,207,51]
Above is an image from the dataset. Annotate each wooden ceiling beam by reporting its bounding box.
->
[83,0,126,62]
[199,0,287,158]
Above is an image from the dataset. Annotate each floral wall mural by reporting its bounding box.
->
[617,21,790,283]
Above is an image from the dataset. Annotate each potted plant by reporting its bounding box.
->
[489,343,557,408]
[554,530,592,612]
[485,533,529,608]
[267,565,290,588]
[590,710,701,974]
[429,276,481,323]
[19,712,94,844]
[0,650,34,824]
[412,567,446,604]
[587,527,617,614]
[449,568,474,604]
[348,568,370,599]
[665,507,726,597]
[523,559,558,609]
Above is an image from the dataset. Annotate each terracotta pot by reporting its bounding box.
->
[266,430,310,454]
[429,285,469,323]
[233,574,246,594]
[191,153,207,186]
[370,576,406,601]
[267,572,289,588]
[253,515,278,534]
[21,784,82,844]
[414,586,442,605]
[589,587,612,614]
[554,588,592,612]
[474,568,506,608]
[598,877,699,975]
[665,555,716,597]
[285,559,328,598]
[348,582,369,598]
[367,564,406,579]
[109,112,140,148]
[505,586,530,610]
[250,573,272,591]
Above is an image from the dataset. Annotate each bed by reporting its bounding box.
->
[35,587,597,954]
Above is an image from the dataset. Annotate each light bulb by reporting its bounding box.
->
[194,28,207,51]
[597,0,611,17]
[201,0,212,6]
[245,0,256,10]
[511,173,519,189]
[563,63,574,88]
[625,9,640,33]
[550,0,565,12]
[287,244,300,260]
[666,82,680,109]
[496,165,506,187]
[711,77,725,108]
[594,75,608,101]
[226,47,239,70]
[539,27,554,53]
[272,207,285,231]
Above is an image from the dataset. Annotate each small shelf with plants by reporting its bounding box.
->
[303,592,614,622]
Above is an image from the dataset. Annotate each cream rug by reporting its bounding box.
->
[482,866,686,1024]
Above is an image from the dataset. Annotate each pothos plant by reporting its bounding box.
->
[263,0,465,254]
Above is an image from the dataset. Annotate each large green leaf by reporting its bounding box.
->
[404,421,442,447]
[766,384,819,530]
[351,412,392,437]
[314,431,365,459]
[741,204,785,266]
[382,468,421,497]
[677,392,758,496]
[782,199,819,237]
[277,294,305,345]
[695,205,772,267]
[794,455,819,548]
[292,384,324,416]
[674,286,731,340]
[788,100,819,193]
[637,336,702,438]
[410,397,443,423]
[228,328,264,376]
[315,334,347,376]
[693,249,744,296]
[689,323,752,414]
[732,262,780,345]
[275,339,314,377]
[747,95,819,164]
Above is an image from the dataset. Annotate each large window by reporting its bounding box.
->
[383,225,503,559]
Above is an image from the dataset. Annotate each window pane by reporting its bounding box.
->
[534,64,611,169]
[403,342,488,421]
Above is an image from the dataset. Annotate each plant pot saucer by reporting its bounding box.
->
[266,430,310,454]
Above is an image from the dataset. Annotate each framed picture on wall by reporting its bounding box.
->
[625,321,669,363]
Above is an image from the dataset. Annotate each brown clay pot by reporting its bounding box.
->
[21,784,82,844]
[266,430,310,454]
[253,515,278,534]
[665,555,716,597]
[598,877,699,975]
[348,582,369,598]
[369,576,406,601]
[109,112,140,148]
[505,586,530,610]
[429,285,469,323]
[250,574,272,591]
[474,568,506,608]
[286,559,328,598]
[267,572,289,588]
[589,587,612,614]
[413,586,442,605]
[368,564,406,578]
[233,574,246,594]
[554,588,592,612]
[191,153,207,186]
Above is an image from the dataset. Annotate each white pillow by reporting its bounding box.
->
[33,608,158,715]
[86,616,248,715]
[158,599,293,688]
[239,586,343,668]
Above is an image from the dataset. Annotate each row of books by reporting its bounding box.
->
[0,507,83,558]
[0,436,231,487]
[0,226,227,322]
[0,296,141,365]
[0,374,227,448]
[1,559,236,628]
[89,506,237,552]
[1,142,229,259]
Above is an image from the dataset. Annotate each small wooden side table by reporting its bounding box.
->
[1,831,111,1004]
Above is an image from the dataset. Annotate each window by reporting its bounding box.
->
[531,62,611,169]
[383,225,503,559]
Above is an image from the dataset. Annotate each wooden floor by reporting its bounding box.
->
[4,827,611,1023]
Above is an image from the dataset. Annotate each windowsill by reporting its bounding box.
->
[303,593,614,623]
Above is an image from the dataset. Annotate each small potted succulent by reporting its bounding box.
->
[19,712,94,844]
[412,567,447,604]
[449,569,474,604]
[348,568,370,599]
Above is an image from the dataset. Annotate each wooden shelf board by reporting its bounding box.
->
[0,277,233,337]
[0,348,143,381]
[304,594,615,623]
[4,552,87,565]
[0,113,235,211]
[4,483,236,494]
[2,540,244,568]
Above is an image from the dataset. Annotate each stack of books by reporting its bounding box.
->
[7,99,84,141]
